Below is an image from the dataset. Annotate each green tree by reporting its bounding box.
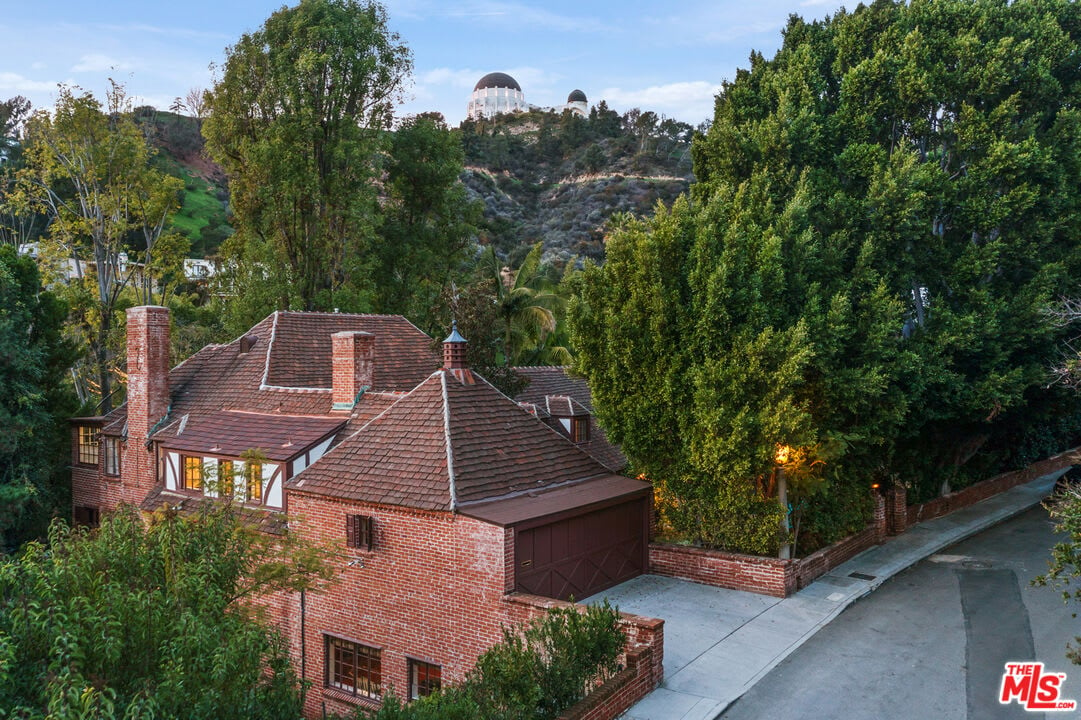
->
[0,246,77,549]
[0,95,42,247]
[572,0,1081,554]
[17,82,185,411]
[1035,484,1081,664]
[0,504,332,718]
[373,113,480,327]
[203,0,412,333]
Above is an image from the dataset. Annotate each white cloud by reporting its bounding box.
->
[599,81,721,124]
[72,54,133,73]
[0,72,61,93]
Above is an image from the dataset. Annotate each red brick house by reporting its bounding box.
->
[71,306,661,717]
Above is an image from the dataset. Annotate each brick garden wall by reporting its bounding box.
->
[649,448,1076,599]
[649,543,796,598]
[504,593,664,720]
[906,447,1079,526]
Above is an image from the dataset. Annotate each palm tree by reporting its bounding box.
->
[482,243,572,366]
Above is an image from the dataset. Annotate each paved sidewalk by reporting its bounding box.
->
[587,471,1063,720]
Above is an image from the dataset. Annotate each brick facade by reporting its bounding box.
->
[282,492,663,718]
[649,543,796,598]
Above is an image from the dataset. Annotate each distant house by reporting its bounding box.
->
[71,307,657,717]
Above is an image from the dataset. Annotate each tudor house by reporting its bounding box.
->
[71,306,659,717]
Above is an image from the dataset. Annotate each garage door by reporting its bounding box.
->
[514,498,647,601]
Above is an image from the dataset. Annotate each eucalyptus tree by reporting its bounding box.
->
[203,0,412,333]
[18,83,184,412]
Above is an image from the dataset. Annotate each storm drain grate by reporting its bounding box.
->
[848,572,877,581]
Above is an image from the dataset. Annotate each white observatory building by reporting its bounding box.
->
[467,72,528,119]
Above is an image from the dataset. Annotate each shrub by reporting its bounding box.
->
[362,602,624,720]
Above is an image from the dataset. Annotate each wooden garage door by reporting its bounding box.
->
[514,498,647,601]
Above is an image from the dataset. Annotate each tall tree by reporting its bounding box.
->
[203,0,412,333]
[572,0,1081,554]
[0,246,77,550]
[17,82,184,412]
[373,112,480,328]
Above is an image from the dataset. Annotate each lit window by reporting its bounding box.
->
[346,515,374,551]
[182,456,203,491]
[246,462,262,503]
[326,636,381,699]
[409,659,441,700]
[219,460,234,498]
[102,437,120,475]
[77,425,99,465]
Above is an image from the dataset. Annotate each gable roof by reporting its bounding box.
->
[108,311,440,449]
[287,369,613,512]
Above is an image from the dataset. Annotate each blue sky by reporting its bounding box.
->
[1,0,848,127]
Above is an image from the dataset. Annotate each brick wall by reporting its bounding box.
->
[648,543,796,598]
[281,491,663,720]
[287,491,520,718]
[906,447,1079,526]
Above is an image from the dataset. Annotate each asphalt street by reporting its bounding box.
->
[719,505,1081,720]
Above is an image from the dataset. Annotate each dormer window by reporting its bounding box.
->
[571,417,590,444]
[246,462,263,503]
[182,456,203,491]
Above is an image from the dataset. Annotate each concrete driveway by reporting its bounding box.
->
[584,574,783,719]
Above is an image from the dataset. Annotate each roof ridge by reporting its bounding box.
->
[260,311,280,389]
[441,371,458,512]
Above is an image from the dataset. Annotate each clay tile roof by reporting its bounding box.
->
[264,312,438,391]
[288,370,611,511]
[513,366,594,412]
[545,395,590,417]
[157,410,345,461]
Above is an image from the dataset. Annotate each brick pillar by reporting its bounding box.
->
[887,484,908,536]
[332,331,374,410]
[124,306,171,506]
[873,492,887,542]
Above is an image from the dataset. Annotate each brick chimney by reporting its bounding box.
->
[332,331,375,410]
[443,322,468,370]
[123,305,171,505]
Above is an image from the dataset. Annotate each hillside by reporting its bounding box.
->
[459,106,696,263]
[139,103,696,266]
[134,108,232,259]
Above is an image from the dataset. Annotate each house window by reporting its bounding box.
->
[73,506,100,528]
[218,460,234,498]
[326,636,381,699]
[246,462,263,503]
[77,425,99,465]
[102,437,120,476]
[182,456,203,491]
[346,515,374,551]
[571,418,590,444]
[408,659,441,700]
